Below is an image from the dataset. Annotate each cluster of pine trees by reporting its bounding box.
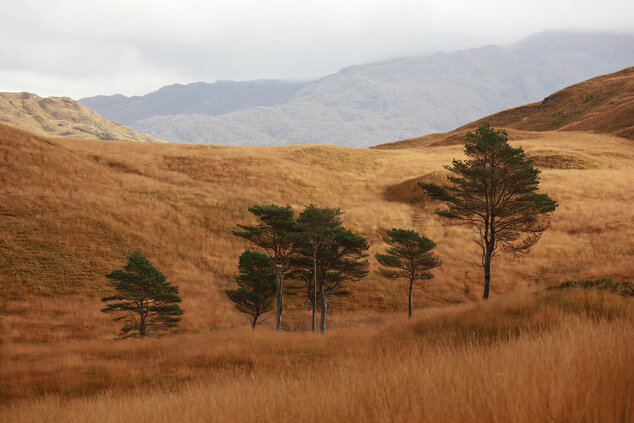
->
[101,125,557,338]
[228,204,441,332]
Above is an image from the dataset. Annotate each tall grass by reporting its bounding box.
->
[1,290,632,422]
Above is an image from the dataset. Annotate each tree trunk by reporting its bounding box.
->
[312,253,317,332]
[275,273,284,331]
[483,250,492,299]
[139,300,146,337]
[251,315,257,330]
[408,277,414,318]
[319,286,327,333]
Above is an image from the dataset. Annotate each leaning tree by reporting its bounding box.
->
[101,251,184,338]
[376,229,441,318]
[226,250,276,330]
[233,205,297,331]
[419,124,557,299]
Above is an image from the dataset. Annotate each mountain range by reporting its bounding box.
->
[80,31,634,147]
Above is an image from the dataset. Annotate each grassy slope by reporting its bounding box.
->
[1,122,633,340]
[377,66,634,149]
[0,92,161,142]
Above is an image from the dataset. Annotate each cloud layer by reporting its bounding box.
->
[1,0,633,98]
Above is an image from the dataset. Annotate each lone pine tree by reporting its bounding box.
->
[101,251,184,338]
[420,124,557,299]
[233,205,297,331]
[226,250,276,330]
[376,229,440,318]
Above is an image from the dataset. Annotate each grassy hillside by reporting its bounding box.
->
[378,66,634,149]
[1,121,632,341]
[0,92,161,142]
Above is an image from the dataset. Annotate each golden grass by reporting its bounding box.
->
[1,290,632,422]
[1,124,633,340]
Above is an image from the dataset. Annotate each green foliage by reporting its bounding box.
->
[233,204,298,331]
[376,228,440,281]
[376,228,440,317]
[226,250,276,329]
[288,204,369,332]
[232,204,297,259]
[101,251,183,338]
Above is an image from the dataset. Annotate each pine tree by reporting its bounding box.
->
[294,205,342,332]
[233,205,297,331]
[376,229,440,318]
[101,251,183,338]
[226,250,276,330]
[288,206,368,333]
[316,228,369,332]
[420,124,557,299]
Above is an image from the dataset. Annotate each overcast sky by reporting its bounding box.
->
[1,0,632,99]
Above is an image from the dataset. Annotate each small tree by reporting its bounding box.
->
[376,229,440,318]
[101,251,183,338]
[226,250,276,330]
[233,205,297,331]
[420,124,557,299]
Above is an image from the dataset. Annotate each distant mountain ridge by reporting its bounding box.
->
[81,31,634,147]
[375,66,634,149]
[80,79,309,124]
[0,92,161,142]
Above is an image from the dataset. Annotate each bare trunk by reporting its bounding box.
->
[408,277,414,318]
[312,253,317,332]
[251,315,257,330]
[319,285,327,333]
[139,299,146,337]
[275,272,284,331]
[483,249,492,299]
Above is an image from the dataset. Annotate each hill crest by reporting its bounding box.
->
[0,92,162,143]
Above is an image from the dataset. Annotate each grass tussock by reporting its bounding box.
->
[0,290,632,422]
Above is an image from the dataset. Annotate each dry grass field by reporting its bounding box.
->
[1,290,632,422]
[0,111,633,420]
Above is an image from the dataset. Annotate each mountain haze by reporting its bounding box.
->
[80,79,309,124]
[82,32,634,147]
[377,66,634,149]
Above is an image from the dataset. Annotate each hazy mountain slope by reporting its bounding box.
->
[129,32,634,147]
[465,66,634,139]
[0,92,161,142]
[377,66,634,149]
[80,79,310,124]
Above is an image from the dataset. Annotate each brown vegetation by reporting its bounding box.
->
[1,289,632,422]
[0,92,632,420]
[0,92,161,142]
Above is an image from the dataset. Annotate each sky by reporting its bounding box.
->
[1,0,633,99]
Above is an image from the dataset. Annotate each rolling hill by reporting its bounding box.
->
[0,92,161,142]
[80,31,634,147]
[377,66,634,149]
